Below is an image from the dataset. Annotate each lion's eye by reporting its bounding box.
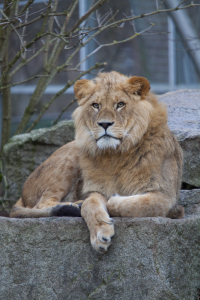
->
[92,103,99,109]
[117,102,125,109]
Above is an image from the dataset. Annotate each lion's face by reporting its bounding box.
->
[73,72,152,155]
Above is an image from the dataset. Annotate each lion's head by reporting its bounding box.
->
[72,71,166,155]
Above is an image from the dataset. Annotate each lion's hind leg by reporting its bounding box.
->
[107,192,179,218]
[81,193,114,253]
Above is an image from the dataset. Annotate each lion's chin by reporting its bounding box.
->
[96,136,121,150]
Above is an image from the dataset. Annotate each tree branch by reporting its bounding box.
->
[0,0,17,152]
[26,62,106,132]
[19,0,34,15]
[0,74,49,91]
[0,0,18,62]
[15,0,79,135]
[52,98,77,125]
[76,25,153,69]
[70,0,107,33]
[9,44,45,78]
[0,9,25,50]
[44,0,59,67]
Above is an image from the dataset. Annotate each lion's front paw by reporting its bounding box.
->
[90,220,114,253]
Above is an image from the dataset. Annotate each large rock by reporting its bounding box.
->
[3,89,200,202]
[180,189,200,215]
[159,89,200,187]
[3,120,75,201]
[0,216,200,300]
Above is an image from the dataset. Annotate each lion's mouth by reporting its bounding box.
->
[96,134,122,142]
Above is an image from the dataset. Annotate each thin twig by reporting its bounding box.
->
[70,0,107,33]
[21,8,29,59]
[0,9,25,50]
[52,98,77,125]
[19,0,34,15]
[76,25,153,69]
[26,62,106,132]
[10,45,46,78]
[156,0,159,11]
[0,33,55,81]
[43,0,58,66]
[15,0,80,134]
[176,0,190,8]
[0,75,49,91]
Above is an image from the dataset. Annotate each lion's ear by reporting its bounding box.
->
[128,76,150,99]
[74,79,95,105]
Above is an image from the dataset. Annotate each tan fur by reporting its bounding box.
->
[10,71,184,253]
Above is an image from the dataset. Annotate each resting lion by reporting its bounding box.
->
[10,71,184,253]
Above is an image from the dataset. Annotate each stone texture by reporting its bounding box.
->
[0,216,200,300]
[159,89,200,187]
[180,189,200,215]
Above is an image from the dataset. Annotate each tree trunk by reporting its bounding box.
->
[0,0,12,152]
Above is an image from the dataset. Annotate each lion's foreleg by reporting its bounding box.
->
[107,192,175,218]
[81,193,114,253]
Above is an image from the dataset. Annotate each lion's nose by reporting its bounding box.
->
[98,122,114,130]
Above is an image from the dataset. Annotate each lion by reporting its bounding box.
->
[10,71,184,253]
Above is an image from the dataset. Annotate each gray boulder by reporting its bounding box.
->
[180,189,200,215]
[0,216,200,300]
[3,120,75,201]
[159,89,200,187]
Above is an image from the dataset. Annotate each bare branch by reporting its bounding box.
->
[15,14,44,29]
[43,0,58,66]
[70,0,107,33]
[26,62,106,132]
[52,98,77,126]
[21,8,29,59]
[0,74,49,91]
[0,6,25,52]
[156,0,159,11]
[14,0,20,16]
[75,25,153,70]
[19,0,34,15]
[15,1,80,135]
[100,3,199,29]
[15,7,68,30]
[0,0,18,152]
[0,32,53,81]
[40,0,52,36]
[176,0,190,8]
[10,45,45,78]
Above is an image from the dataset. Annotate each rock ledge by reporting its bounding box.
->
[0,216,200,300]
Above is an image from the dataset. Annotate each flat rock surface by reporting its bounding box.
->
[159,89,200,186]
[0,216,200,300]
